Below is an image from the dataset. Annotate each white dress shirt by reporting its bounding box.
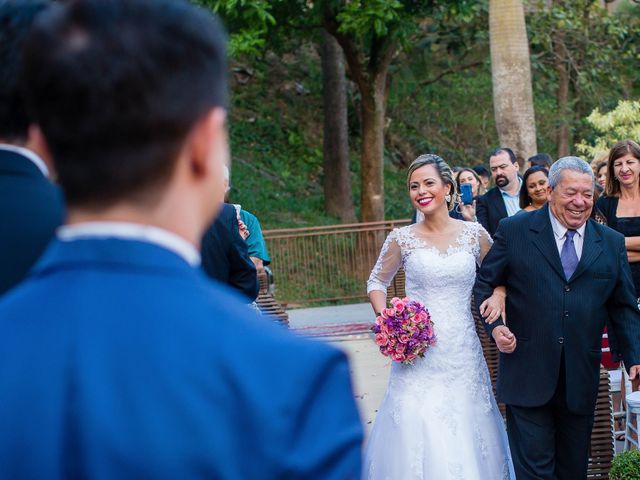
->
[499,177,522,217]
[0,143,49,178]
[549,208,586,260]
[58,221,201,266]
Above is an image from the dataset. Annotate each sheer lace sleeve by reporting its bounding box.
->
[367,230,402,295]
[476,223,494,266]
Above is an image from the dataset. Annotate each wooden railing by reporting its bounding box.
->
[263,219,411,307]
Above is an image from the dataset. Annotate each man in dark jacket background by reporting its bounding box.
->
[0,0,64,295]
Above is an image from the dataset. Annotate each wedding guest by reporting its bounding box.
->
[0,0,64,296]
[476,147,522,236]
[451,167,484,221]
[240,208,271,271]
[595,160,608,191]
[222,166,271,271]
[528,152,553,169]
[519,166,549,212]
[0,1,363,478]
[201,203,259,301]
[596,139,640,300]
[456,167,484,197]
[472,164,491,191]
[590,151,609,175]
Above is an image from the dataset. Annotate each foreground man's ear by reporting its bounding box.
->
[187,108,227,178]
[27,124,56,180]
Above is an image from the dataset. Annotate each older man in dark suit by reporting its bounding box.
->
[0,0,64,295]
[474,156,640,479]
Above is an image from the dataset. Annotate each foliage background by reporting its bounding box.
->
[202,0,640,229]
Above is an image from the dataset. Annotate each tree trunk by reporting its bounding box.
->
[489,0,537,167]
[321,31,356,222]
[359,78,386,223]
[553,6,570,158]
[324,17,395,223]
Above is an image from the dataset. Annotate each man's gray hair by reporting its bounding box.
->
[548,156,594,188]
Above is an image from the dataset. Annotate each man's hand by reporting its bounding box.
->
[629,365,640,391]
[492,325,516,353]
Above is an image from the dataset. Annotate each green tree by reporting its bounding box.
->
[323,1,483,221]
[201,0,482,222]
[576,100,640,157]
[528,0,640,158]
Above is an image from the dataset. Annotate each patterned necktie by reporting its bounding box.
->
[561,229,579,280]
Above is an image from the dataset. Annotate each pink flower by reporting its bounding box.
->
[392,352,405,362]
[372,296,435,364]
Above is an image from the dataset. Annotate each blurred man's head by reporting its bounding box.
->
[489,147,519,189]
[22,0,229,225]
[528,153,553,169]
[472,165,490,190]
[0,0,49,144]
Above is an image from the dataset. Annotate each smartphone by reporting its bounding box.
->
[460,183,473,205]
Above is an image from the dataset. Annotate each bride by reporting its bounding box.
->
[364,154,514,479]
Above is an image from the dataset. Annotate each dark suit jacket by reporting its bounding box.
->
[0,238,363,478]
[0,148,64,295]
[476,187,508,237]
[474,205,640,415]
[200,203,258,301]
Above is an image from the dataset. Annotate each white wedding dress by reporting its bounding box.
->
[364,221,514,479]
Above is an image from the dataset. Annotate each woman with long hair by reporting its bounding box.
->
[596,139,640,300]
[519,166,549,212]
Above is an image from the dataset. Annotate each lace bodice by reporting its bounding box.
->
[367,221,492,297]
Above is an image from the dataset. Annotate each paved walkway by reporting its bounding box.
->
[289,303,390,436]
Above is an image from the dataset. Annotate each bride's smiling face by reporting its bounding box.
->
[408,164,450,215]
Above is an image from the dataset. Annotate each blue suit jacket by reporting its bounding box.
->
[0,238,362,479]
[0,148,64,295]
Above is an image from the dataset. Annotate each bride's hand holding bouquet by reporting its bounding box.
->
[372,297,436,365]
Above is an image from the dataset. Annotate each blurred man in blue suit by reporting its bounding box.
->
[0,1,363,479]
[0,0,64,296]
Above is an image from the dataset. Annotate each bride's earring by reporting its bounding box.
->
[445,194,451,203]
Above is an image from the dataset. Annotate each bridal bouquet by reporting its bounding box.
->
[372,297,436,365]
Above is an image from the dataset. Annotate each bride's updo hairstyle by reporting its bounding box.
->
[406,154,458,211]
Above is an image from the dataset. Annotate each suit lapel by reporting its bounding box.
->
[569,220,602,282]
[529,205,566,281]
[492,188,508,219]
